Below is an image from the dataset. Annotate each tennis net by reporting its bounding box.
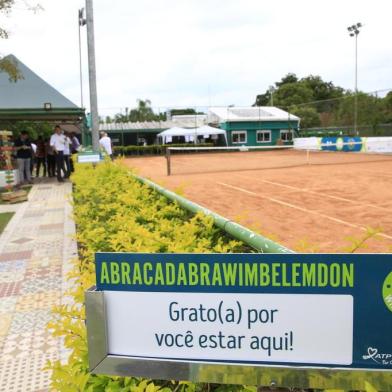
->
[165,141,392,176]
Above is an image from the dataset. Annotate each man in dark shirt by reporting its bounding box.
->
[14,131,33,184]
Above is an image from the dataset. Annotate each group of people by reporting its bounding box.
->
[15,125,81,185]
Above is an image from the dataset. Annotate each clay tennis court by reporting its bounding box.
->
[124,149,392,253]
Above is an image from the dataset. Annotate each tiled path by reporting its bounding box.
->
[0,179,77,391]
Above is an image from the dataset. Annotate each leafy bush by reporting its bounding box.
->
[46,161,255,391]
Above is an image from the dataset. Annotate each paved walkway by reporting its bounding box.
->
[0,179,76,391]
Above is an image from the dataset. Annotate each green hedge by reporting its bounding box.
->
[113,143,214,156]
[47,161,257,392]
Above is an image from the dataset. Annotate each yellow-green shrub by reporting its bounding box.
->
[47,161,255,392]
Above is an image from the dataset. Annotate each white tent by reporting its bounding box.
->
[158,125,227,144]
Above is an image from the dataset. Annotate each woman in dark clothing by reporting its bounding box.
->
[46,138,56,177]
[35,135,47,177]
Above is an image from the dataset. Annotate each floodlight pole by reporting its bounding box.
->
[354,32,358,136]
[269,86,275,106]
[78,8,86,108]
[348,23,362,136]
[86,0,100,151]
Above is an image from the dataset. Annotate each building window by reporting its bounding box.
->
[256,130,271,143]
[232,131,247,144]
[280,130,293,141]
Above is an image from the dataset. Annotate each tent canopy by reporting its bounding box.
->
[158,125,227,144]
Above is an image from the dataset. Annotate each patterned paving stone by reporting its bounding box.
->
[0,260,26,272]
[23,211,44,218]
[0,281,22,298]
[2,330,59,360]
[45,208,64,213]
[12,237,34,244]
[25,265,62,279]
[20,276,62,295]
[16,291,60,312]
[0,181,76,391]
[0,250,32,262]
[8,309,52,334]
[0,270,24,283]
[0,296,18,313]
[0,352,56,392]
[0,337,5,354]
[0,314,12,336]
[39,223,64,231]
[28,257,61,269]
[2,243,37,253]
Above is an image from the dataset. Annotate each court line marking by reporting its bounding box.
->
[217,182,392,240]
[234,174,391,212]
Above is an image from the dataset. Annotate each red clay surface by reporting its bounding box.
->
[124,150,392,253]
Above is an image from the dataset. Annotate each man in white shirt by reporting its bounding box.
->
[99,132,113,160]
[50,125,67,182]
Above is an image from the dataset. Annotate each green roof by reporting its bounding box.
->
[0,54,78,109]
[0,55,84,122]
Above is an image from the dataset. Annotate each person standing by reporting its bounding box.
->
[30,141,37,177]
[46,138,56,177]
[63,132,72,178]
[35,135,47,177]
[99,132,113,160]
[50,125,67,182]
[14,131,33,185]
[70,132,81,173]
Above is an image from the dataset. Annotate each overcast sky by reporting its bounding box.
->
[1,0,392,116]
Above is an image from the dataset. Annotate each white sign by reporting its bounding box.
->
[105,292,353,366]
[366,137,392,153]
[78,154,101,163]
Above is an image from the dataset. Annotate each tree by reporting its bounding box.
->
[334,92,383,130]
[382,91,392,123]
[254,74,299,107]
[290,106,321,129]
[300,75,344,112]
[254,91,272,107]
[169,108,203,116]
[276,73,298,87]
[4,120,52,140]
[273,83,314,108]
[0,0,42,81]
[112,99,166,123]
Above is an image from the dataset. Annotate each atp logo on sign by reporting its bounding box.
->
[363,347,392,365]
[383,271,392,312]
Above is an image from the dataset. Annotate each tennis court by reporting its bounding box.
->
[124,147,392,253]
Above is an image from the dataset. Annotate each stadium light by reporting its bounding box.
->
[269,86,275,106]
[78,8,86,108]
[347,22,362,135]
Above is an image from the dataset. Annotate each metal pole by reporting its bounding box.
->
[354,33,358,135]
[85,0,100,152]
[78,9,85,108]
[348,23,361,136]
[166,148,171,176]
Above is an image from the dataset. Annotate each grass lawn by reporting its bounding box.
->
[0,212,14,234]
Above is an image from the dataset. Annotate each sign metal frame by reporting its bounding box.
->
[86,287,392,390]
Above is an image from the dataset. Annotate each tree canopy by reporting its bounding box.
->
[113,100,166,123]
[0,0,41,81]
[254,73,391,130]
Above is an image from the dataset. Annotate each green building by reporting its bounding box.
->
[99,115,207,146]
[208,107,300,146]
